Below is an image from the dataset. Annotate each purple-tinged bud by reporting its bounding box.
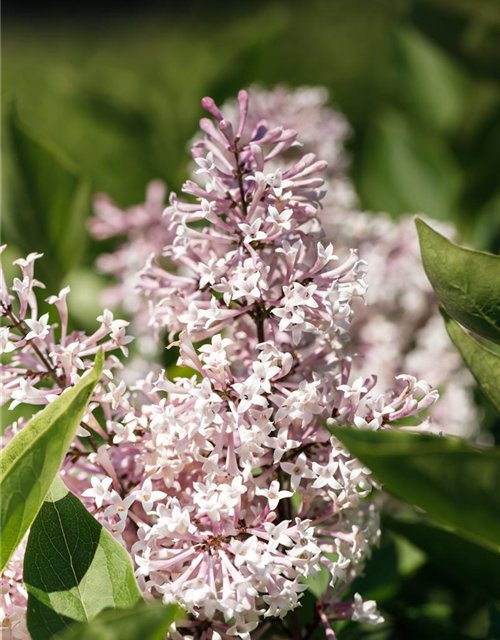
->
[278,128,298,143]
[362,375,378,394]
[417,390,440,412]
[201,96,223,122]
[236,89,249,139]
[250,143,264,172]
[199,118,227,146]
[219,119,236,151]
[255,126,284,146]
[310,160,329,173]
[301,152,317,165]
[250,119,269,142]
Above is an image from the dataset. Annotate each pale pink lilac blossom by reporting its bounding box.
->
[0,249,139,634]
[2,89,442,638]
[0,249,133,416]
[120,89,434,637]
[320,212,478,438]
[0,539,28,640]
[88,85,477,439]
[223,86,478,439]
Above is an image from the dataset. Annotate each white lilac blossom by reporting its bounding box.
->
[0,249,133,413]
[222,85,478,440]
[88,85,477,439]
[0,537,28,640]
[0,248,139,635]
[122,90,432,637]
[2,90,438,638]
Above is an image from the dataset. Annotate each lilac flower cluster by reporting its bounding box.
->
[222,86,478,439]
[125,91,433,636]
[0,249,133,413]
[90,85,477,438]
[0,245,133,416]
[0,248,135,638]
[1,89,441,639]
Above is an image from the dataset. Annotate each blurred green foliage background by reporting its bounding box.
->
[3,0,500,263]
[2,0,500,638]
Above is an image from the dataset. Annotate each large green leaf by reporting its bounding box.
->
[0,350,103,570]
[416,217,500,344]
[385,516,500,599]
[52,602,179,640]
[441,308,500,414]
[330,427,500,551]
[5,110,90,285]
[24,476,143,640]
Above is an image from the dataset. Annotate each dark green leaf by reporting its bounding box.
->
[385,516,500,599]
[416,217,500,343]
[0,351,103,570]
[6,110,90,284]
[24,477,143,640]
[329,427,500,551]
[52,602,179,640]
[441,308,500,414]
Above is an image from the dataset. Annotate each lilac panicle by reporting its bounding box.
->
[3,88,451,639]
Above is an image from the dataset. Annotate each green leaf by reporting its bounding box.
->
[0,350,103,570]
[416,216,500,343]
[441,308,500,414]
[329,427,500,551]
[385,516,500,599]
[51,602,179,640]
[6,109,90,285]
[24,476,143,640]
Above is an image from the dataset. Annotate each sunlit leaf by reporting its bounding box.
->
[441,308,500,414]
[0,351,103,570]
[416,216,500,343]
[24,477,143,640]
